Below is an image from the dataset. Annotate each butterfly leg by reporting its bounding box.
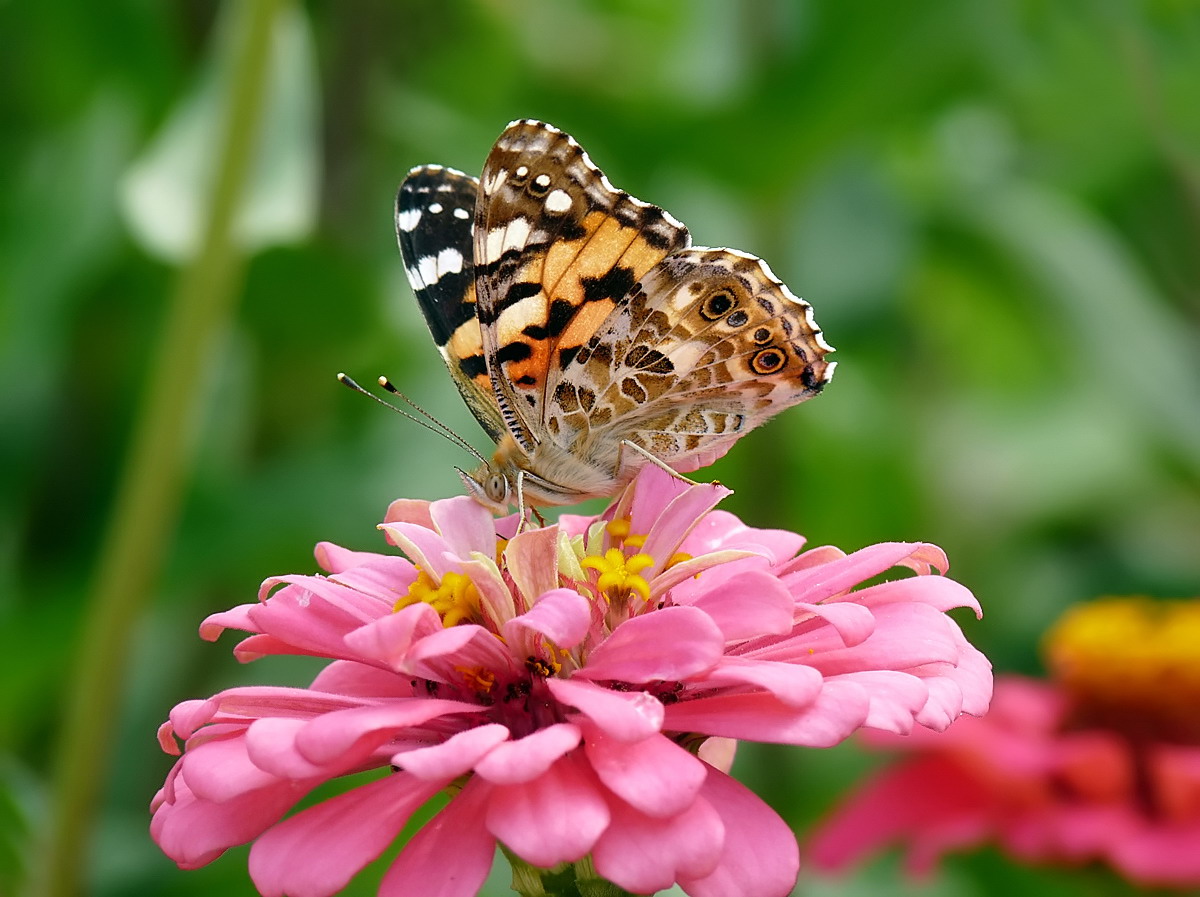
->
[617,440,699,487]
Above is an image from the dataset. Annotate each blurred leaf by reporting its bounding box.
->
[119,4,318,262]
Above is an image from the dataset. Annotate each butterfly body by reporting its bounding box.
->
[397,120,835,512]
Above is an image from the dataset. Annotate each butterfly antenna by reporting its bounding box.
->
[336,373,487,464]
[376,376,488,463]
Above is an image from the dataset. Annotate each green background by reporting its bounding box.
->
[3,1,1198,895]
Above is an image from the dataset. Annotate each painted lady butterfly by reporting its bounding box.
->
[396,120,835,513]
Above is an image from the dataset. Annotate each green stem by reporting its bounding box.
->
[32,2,283,895]
[503,848,638,897]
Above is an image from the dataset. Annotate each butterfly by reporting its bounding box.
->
[395,119,835,513]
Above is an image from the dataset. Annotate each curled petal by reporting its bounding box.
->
[429,494,499,560]
[548,678,664,742]
[391,724,511,781]
[502,588,592,651]
[584,728,707,817]
[486,754,610,867]
[473,723,582,784]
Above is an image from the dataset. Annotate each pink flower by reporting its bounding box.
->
[151,466,991,897]
[808,598,1200,888]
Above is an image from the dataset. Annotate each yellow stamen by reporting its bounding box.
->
[581,547,654,602]
[1044,597,1200,743]
[395,568,481,626]
[606,518,632,541]
[454,665,495,694]
[666,551,692,569]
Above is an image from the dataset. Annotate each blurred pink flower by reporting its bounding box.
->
[809,598,1200,888]
[152,466,990,897]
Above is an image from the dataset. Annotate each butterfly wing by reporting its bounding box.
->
[472,119,691,453]
[546,247,836,476]
[396,165,506,442]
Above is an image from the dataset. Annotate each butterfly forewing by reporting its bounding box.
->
[472,120,691,450]
[396,166,506,442]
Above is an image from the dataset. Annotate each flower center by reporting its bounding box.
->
[1044,596,1200,744]
[395,568,481,626]
[582,547,654,603]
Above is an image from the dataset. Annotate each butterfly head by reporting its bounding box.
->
[456,463,513,515]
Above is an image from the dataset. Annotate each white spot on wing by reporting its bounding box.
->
[417,255,438,286]
[484,217,533,262]
[397,208,421,232]
[437,247,464,278]
[429,203,443,214]
[453,207,470,219]
[535,173,551,188]
[516,165,529,177]
[544,189,572,214]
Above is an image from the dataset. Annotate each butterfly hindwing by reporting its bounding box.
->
[472,120,691,450]
[546,247,836,475]
[396,166,506,442]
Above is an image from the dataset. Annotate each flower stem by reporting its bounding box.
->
[31,2,282,895]
[503,848,638,897]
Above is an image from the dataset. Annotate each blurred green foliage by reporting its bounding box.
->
[2,1,1198,895]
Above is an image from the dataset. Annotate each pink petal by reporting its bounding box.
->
[248,772,441,897]
[327,556,419,605]
[678,768,800,897]
[790,600,877,647]
[781,542,948,602]
[376,521,465,580]
[429,494,498,559]
[502,588,592,650]
[486,754,610,866]
[313,540,384,574]
[584,728,706,817]
[592,791,723,893]
[828,670,930,733]
[151,774,309,870]
[473,723,582,784]
[639,481,732,578]
[547,678,664,742]
[664,679,870,747]
[295,698,483,765]
[700,657,824,708]
[246,718,340,779]
[680,566,795,639]
[308,659,415,698]
[383,498,435,528]
[379,777,497,897]
[200,603,260,640]
[648,550,759,603]
[391,724,511,780]
[342,603,443,669]
[505,525,561,604]
[249,576,388,657]
[578,606,724,682]
[680,509,806,564]
[835,573,982,618]
[403,624,520,683]
[180,736,280,802]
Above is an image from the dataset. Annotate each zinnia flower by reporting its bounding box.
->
[151,466,991,896]
[808,597,1200,888]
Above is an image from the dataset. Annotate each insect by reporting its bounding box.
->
[395,119,835,513]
